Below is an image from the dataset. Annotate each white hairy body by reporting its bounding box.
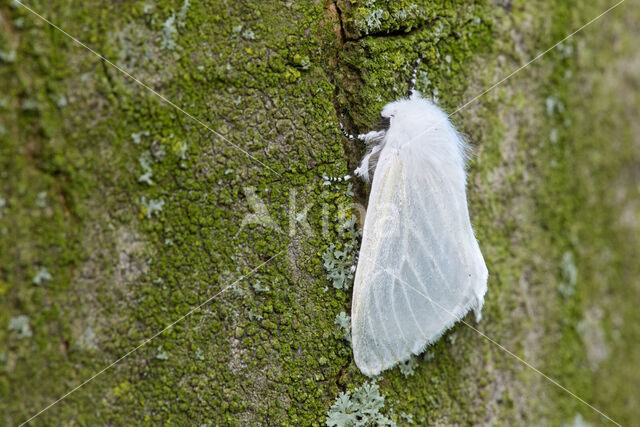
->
[351,92,488,376]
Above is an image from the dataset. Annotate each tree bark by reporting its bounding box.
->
[1,0,638,425]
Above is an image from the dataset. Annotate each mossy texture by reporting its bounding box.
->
[1,0,639,425]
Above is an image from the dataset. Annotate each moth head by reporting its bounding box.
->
[380,103,400,131]
[381,93,439,130]
[380,102,399,120]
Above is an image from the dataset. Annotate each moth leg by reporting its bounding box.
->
[353,154,371,181]
[323,172,355,182]
[409,58,421,99]
[325,122,386,182]
[323,124,361,182]
[323,153,376,182]
[353,142,385,183]
[341,122,386,145]
[360,130,386,146]
[323,155,375,182]
[340,122,367,143]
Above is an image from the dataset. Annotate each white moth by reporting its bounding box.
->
[338,89,488,376]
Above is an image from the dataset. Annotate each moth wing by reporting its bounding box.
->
[351,147,488,376]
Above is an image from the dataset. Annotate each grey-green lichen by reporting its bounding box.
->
[322,214,359,290]
[398,356,418,378]
[31,266,52,285]
[8,315,32,339]
[1,0,638,425]
[335,311,351,343]
[326,381,395,426]
[140,196,165,219]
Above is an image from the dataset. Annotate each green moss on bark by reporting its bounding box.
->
[1,0,638,425]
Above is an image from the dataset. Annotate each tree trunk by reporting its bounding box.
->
[1,0,638,425]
